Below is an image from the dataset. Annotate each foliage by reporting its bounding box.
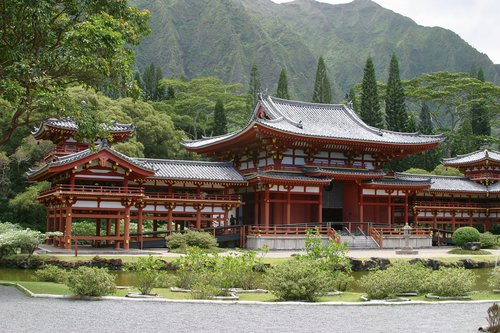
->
[447,249,490,255]
[0,223,46,257]
[35,265,68,284]
[385,53,408,131]
[489,268,500,290]
[212,98,227,136]
[311,56,332,104]
[8,182,50,230]
[486,303,500,333]
[126,255,164,295]
[359,262,430,299]
[480,232,498,249]
[425,267,475,296]
[0,0,150,145]
[166,230,218,250]
[404,168,430,175]
[174,247,218,290]
[248,62,261,112]
[452,227,481,247]
[66,266,116,297]
[418,102,433,134]
[431,164,463,176]
[157,77,247,139]
[139,63,165,102]
[360,57,383,128]
[276,68,290,100]
[304,227,351,272]
[265,256,334,301]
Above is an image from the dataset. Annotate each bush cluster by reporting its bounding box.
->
[66,267,116,297]
[35,265,68,283]
[166,230,218,249]
[480,232,498,249]
[489,267,500,290]
[359,263,475,299]
[452,227,480,247]
[126,255,165,295]
[0,222,46,257]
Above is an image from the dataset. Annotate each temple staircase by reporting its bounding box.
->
[340,235,379,249]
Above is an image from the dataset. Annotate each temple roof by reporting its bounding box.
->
[442,149,500,166]
[136,158,246,183]
[184,95,443,150]
[396,173,488,193]
[303,166,385,179]
[245,170,331,185]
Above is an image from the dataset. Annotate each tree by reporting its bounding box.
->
[311,57,332,104]
[248,62,261,109]
[276,68,290,100]
[0,1,150,146]
[360,57,384,128]
[348,86,359,112]
[385,54,408,131]
[418,103,433,134]
[142,63,166,102]
[212,98,227,136]
[471,68,491,136]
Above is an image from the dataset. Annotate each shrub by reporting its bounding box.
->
[266,257,334,301]
[35,265,68,283]
[486,303,500,333]
[126,255,164,295]
[489,267,500,290]
[359,262,430,299]
[333,271,354,292]
[175,247,218,290]
[155,273,177,289]
[66,267,116,297]
[0,226,45,257]
[304,227,351,272]
[166,230,218,250]
[425,267,475,296]
[452,227,480,247]
[480,232,498,249]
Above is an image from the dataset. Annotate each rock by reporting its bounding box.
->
[463,242,481,251]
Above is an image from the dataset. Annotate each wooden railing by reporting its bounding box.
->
[40,184,144,196]
[368,227,382,248]
[414,201,489,209]
[246,225,340,243]
[368,227,433,249]
[145,192,240,202]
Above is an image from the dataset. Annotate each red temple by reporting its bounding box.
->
[29,96,499,250]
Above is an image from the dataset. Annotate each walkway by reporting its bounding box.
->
[0,286,494,333]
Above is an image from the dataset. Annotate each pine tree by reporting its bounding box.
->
[471,68,491,136]
[166,86,175,100]
[311,56,332,103]
[360,57,383,128]
[248,62,261,109]
[418,102,433,134]
[142,63,165,101]
[385,53,408,131]
[212,98,227,136]
[348,86,359,112]
[276,67,290,99]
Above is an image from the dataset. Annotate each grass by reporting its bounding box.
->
[447,249,492,255]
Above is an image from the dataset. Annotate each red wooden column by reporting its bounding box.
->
[95,218,101,247]
[64,205,72,250]
[254,189,259,226]
[285,186,292,225]
[386,190,393,226]
[359,186,364,223]
[264,185,270,229]
[194,203,203,230]
[432,210,438,230]
[451,211,456,231]
[123,205,131,250]
[318,187,323,224]
[45,206,51,244]
[106,219,112,245]
[404,191,409,225]
[137,207,143,249]
[114,217,120,249]
[166,203,174,234]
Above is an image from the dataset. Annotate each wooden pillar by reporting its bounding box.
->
[69,173,75,190]
[387,191,392,227]
[153,220,158,237]
[95,218,101,247]
[123,206,131,250]
[264,185,270,229]
[106,219,112,245]
[64,206,72,250]
[114,217,120,249]
[451,211,456,231]
[359,186,364,223]
[318,187,323,224]
[286,187,291,225]
[196,206,202,230]
[433,211,438,230]
[254,189,259,226]
[167,206,173,234]
[137,208,143,249]
[404,192,409,225]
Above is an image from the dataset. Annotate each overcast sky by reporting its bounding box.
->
[272,0,500,64]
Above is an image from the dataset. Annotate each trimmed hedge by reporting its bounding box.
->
[66,266,116,297]
[452,227,480,247]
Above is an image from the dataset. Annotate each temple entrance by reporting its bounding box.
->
[322,207,343,222]
[322,180,343,223]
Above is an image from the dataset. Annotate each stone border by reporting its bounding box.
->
[2,282,499,306]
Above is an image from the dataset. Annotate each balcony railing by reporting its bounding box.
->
[39,184,144,197]
[144,192,240,202]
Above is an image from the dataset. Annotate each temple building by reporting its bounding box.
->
[28,96,499,249]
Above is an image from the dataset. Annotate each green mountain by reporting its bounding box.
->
[131,0,499,100]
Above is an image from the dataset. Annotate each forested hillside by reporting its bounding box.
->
[132,0,499,100]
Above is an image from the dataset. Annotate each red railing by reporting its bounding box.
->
[39,184,144,196]
[414,201,490,209]
[145,192,240,201]
[368,227,382,248]
[246,225,340,243]
[370,227,433,237]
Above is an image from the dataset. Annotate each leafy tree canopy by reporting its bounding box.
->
[0,0,150,146]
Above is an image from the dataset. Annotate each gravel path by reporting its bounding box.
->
[0,286,495,333]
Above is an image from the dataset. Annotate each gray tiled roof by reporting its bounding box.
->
[442,149,500,166]
[32,118,134,136]
[304,166,385,177]
[489,182,500,193]
[396,173,488,193]
[136,158,246,182]
[365,177,431,187]
[245,170,331,183]
[184,95,443,148]
[27,146,152,178]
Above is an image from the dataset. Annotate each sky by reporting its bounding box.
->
[271,0,500,64]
